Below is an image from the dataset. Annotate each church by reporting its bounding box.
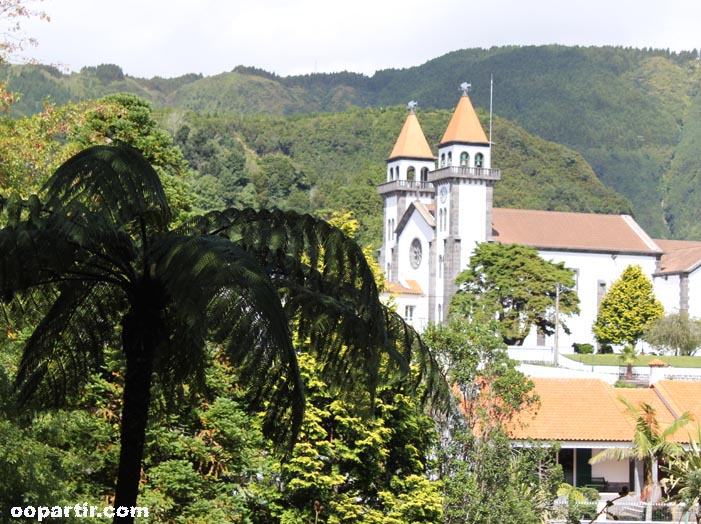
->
[377,85,701,353]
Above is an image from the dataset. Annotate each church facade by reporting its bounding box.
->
[377,87,701,353]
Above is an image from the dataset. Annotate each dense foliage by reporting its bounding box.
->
[450,243,579,346]
[593,264,664,348]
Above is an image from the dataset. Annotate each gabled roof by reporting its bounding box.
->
[509,378,639,442]
[388,111,435,161]
[440,94,489,146]
[396,200,436,236]
[491,208,662,255]
[509,378,697,444]
[655,239,701,275]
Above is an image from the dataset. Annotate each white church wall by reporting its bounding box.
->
[687,269,701,319]
[392,293,429,332]
[524,250,659,352]
[396,212,434,301]
[654,273,681,314]
[456,182,489,266]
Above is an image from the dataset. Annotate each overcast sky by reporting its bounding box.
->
[14,0,701,79]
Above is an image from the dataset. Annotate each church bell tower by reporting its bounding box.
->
[429,83,500,320]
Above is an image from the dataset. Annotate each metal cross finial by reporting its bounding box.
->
[407,100,418,113]
[460,82,471,95]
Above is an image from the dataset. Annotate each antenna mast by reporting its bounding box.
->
[489,74,494,146]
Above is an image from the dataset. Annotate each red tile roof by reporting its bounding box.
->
[492,208,662,254]
[655,239,701,274]
[508,378,697,444]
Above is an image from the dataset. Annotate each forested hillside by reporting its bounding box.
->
[167,106,631,247]
[3,45,700,240]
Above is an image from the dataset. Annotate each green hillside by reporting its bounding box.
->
[169,105,631,247]
[3,45,699,240]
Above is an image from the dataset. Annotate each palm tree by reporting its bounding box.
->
[663,425,701,523]
[0,145,446,523]
[590,398,691,520]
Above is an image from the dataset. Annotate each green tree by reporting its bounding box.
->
[663,425,701,524]
[593,264,664,348]
[450,243,579,346]
[424,320,559,524]
[644,312,701,356]
[0,145,441,523]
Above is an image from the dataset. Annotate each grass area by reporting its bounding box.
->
[564,354,701,368]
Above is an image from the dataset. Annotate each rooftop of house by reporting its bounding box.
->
[507,377,701,445]
[491,208,662,255]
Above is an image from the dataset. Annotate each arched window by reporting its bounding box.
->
[407,166,416,181]
[440,153,446,167]
[447,152,452,166]
[460,152,469,166]
[438,254,443,277]
[420,167,429,181]
[475,153,484,167]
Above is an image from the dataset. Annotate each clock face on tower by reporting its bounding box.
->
[410,238,422,269]
[439,186,448,203]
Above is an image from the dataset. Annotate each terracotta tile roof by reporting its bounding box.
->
[652,380,701,426]
[440,95,489,145]
[388,112,435,160]
[510,378,639,442]
[509,378,698,444]
[492,208,662,254]
[385,279,424,296]
[655,239,701,274]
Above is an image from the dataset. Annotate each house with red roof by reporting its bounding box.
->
[507,378,701,497]
[377,85,701,351]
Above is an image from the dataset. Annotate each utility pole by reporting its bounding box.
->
[554,283,560,367]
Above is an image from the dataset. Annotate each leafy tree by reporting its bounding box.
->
[644,312,701,356]
[450,242,579,346]
[663,425,701,524]
[0,145,443,523]
[424,320,560,524]
[591,399,691,520]
[593,264,664,348]
[0,0,49,62]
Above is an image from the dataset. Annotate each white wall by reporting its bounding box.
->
[654,273,681,314]
[396,211,434,303]
[523,251,660,351]
[591,450,629,483]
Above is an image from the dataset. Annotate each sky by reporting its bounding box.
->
[12,0,701,79]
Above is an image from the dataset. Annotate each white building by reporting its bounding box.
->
[378,86,701,352]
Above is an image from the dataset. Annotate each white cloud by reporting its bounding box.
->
[16,0,701,78]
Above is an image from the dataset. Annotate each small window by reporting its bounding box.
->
[405,305,415,321]
[447,152,453,166]
[440,153,446,167]
[421,167,429,181]
[460,152,469,166]
[407,166,415,181]
[475,153,484,167]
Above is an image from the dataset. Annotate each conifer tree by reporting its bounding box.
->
[593,264,664,348]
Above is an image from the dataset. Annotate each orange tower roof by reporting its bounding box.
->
[440,94,489,145]
[388,111,434,161]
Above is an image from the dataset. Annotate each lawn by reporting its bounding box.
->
[565,354,701,368]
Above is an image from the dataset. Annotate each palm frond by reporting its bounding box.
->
[151,233,305,444]
[14,280,125,406]
[42,144,172,234]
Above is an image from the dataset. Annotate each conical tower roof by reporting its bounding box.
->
[440,94,489,145]
[388,111,434,161]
